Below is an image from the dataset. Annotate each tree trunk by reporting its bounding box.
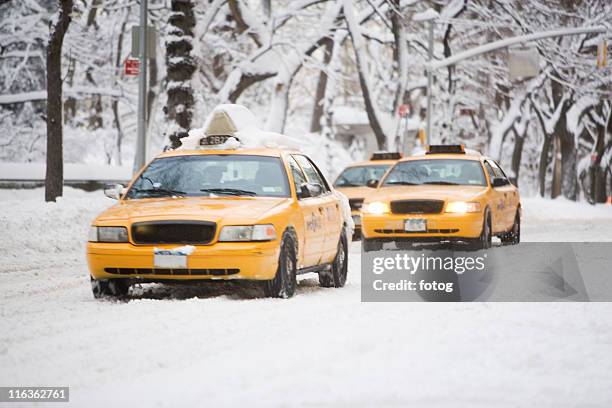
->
[559,128,577,200]
[112,13,128,166]
[588,103,610,203]
[554,99,575,199]
[310,38,333,133]
[166,0,196,148]
[390,0,409,150]
[551,134,562,198]
[510,126,525,186]
[45,0,73,202]
[343,0,387,149]
[538,135,551,197]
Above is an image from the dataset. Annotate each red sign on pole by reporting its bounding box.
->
[398,104,410,118]
[124,58,140,76]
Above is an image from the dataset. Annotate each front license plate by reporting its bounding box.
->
[404,219,427,232]
[154,254,187,268]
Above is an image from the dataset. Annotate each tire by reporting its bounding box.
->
[91,277,130,299]
[319,229,348,288]
[501,210,521,245]
[264,234,297,298]
[362,238,383,252]
[471,210,492,250]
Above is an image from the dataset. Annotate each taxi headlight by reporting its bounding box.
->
[219,224,277,242]
[364,201,390,215]
[445,201,481,213]
[90,226,128,242]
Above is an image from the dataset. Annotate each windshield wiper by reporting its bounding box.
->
[385,181,418,185]
[132,187,186,197]
[423,181,460,185]
[200,188,257,196]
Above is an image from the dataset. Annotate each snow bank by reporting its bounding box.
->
[0,163,132,181]
[523,196,612,221]
[0,188,114,273]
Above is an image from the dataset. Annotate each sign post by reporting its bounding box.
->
[134,0,148,174]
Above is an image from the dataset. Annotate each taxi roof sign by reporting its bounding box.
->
[205,110,238,137]
[370,152,402,161]
[426,144,465,155]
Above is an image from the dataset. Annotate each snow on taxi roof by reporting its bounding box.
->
[178,104,303,151]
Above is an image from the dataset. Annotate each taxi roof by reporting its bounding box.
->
[399,152,485,162]
[157,147,297,159]
[345,159,397,168]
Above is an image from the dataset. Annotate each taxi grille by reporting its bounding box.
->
[131,221,216,244]
[390,200,444,214]
[104,268,239,276]
[374,228,459,234]
[349,198,365,211]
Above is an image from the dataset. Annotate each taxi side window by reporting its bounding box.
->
[287,156,308,195]
[492,161,510,180]
[488,161,508,181]
[483,161,496,183]
[484,160,508,185]
[293,155,330,194]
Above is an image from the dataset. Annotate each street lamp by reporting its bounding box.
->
[413,8,439,146]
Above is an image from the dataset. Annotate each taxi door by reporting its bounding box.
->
[489,160,516,231]
[286,156,326,268]
[492,160,519,227]
[483,160,510,234]
[293,155,342,264]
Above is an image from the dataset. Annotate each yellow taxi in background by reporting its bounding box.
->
[361,145,521,251]
[87,107,350,299]
[333,152,401,238]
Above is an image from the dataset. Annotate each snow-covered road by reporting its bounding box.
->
[1,188,612,407]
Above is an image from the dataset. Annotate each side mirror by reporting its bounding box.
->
[298,183,311,199]
[104,183,125,200]
[298,182,323,199]
[492,177,508,188]
[366,179,379,188]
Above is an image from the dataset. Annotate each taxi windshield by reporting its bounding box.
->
[382,159,486,187]
[125,154,290,199]
[334,165,390,187]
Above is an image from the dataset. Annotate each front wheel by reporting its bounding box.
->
[91,277,130,299]
[319,230,348,288]
[263,234,297,298]
[501,210,520,245]
[470,210,492,250]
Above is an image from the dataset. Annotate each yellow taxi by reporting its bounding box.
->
[360,145,521,251]
[87,107,350,299]
[333,152,401,238]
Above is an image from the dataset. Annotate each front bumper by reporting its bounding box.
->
[87,241,280,281]
[361,211,483,240]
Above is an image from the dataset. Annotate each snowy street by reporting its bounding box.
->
[1,188,611,407]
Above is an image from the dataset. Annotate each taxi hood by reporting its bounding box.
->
[95,196,289,224]
[368,185,487,202]
[334,186,376,200]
